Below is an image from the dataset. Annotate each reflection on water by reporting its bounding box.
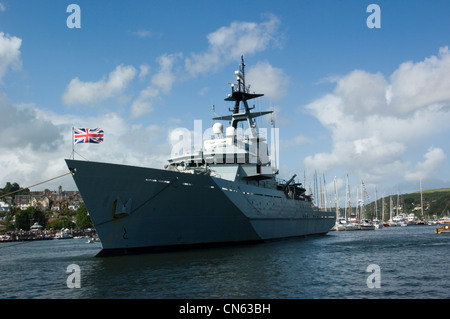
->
[0,226,448,298]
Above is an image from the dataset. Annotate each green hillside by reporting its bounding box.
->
[364,188,450,220]
[414,188,450,194]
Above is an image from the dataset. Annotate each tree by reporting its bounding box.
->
[59,207,74,218]
[28,206,47,227]
[47,219,75,230]
[15,209,31,230]
[76,204,93,229]
[14,206,47,230]
[0,182,29,196]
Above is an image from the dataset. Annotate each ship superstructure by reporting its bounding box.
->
[66,57,335,256]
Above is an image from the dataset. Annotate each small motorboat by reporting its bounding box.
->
[435,225,450,234]
[87,237,100,243]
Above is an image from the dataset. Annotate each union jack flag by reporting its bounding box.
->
[74,128,104,144]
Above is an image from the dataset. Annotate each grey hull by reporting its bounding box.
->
[66,159,335,256]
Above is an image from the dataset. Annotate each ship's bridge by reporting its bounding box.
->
[165,56,277,183]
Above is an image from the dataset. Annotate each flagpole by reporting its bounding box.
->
[72,126,75,160]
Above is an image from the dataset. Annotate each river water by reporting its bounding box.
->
[0,225,448,300]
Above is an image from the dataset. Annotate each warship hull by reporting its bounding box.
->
[66,159,336,256]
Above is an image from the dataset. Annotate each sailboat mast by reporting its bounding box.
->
[334,176,339,218]
[348,177,352,221]
[345,174,348,221]
[323,174,328,210]
[314,170,319,208]
[420,178,424,218]
[356,187,359,221]
[374,186,378,220]
[361,180,364,220]
[390,196,393,222]
[320,177,323,210]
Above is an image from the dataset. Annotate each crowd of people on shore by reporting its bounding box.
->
[0,228,97,242]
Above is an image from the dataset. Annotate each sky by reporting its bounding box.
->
[0,0,449,206]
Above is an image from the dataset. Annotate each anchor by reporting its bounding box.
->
[112,197,133,219]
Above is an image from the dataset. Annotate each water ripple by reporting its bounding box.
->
[0,226,449,298]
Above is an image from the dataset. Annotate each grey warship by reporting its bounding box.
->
[66,57,336,256]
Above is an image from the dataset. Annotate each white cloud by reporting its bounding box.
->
[62,65,137,105]
[130,15,283,118]
[0,93,62,151]
[334,70,389,120]
[184,14,281,77]
[304,47,450,186]
[132,29,153,38]
[0,32,22,83]
[0,3,6,12]
[280,134,309,152]
[129,85,158,118]
[130,53,182,118]
[0,94,69,190]
[198,87,209,96]
[246,61,288,101]
[0,15,286,190]
[405,147,446,182]
[139,64,150,79]
[0,104,171,190]
[259,105,290,127]
[151,53,181,94]
[389,46,450,114]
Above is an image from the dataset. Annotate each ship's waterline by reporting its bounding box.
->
[66,57,335,256]
[66,159,335,256]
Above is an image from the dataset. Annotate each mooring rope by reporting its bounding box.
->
[0,171,76,249]
[0,171,73,199]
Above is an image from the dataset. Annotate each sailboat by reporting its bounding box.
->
[343,174,358,231]
[382,195,390,227]
[359,180,375,230]
[418,178,429,225]
[333,176,346,231]
[372,186,383,229]
[388,195,397,226]
[395,191,407,226]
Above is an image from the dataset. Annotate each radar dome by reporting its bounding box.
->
[226,126,236,138]
[213,122,223,134]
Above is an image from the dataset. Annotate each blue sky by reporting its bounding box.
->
[1,0,449,205]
